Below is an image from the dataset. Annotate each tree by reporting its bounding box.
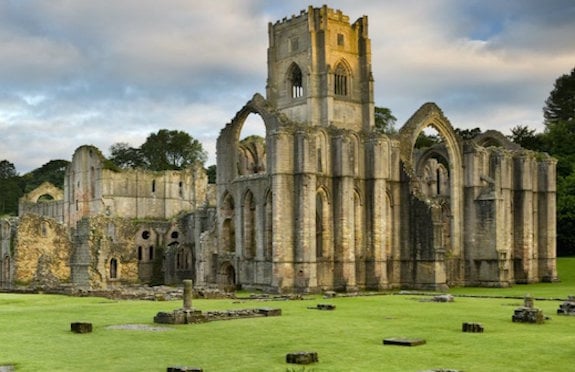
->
[544,67,575,126]
[455,127,482,140]
[109,129,208,171]
[0,160,22,216]
[541,67,575,256]
[140,129,207,170]
[508,125,544,151]
[374,106,397,134]
[21,159,69,192]
[109,143,146,169]
[206,165,217,184]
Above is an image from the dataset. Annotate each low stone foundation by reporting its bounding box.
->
[154,307,282,324]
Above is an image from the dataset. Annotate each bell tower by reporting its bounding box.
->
[266,5,374,131]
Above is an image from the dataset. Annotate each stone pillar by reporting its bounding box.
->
[365,137,388,290]
[293,130,318,292]
[333,135,356,291]
[270,130,295,292]
[183,279,193,310]
[513,155,535,283]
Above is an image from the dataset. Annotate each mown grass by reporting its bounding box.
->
[1,259,574,371]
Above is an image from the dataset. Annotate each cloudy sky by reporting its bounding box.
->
[1,0,574,173]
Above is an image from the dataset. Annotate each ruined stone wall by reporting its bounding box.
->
[64,146,209,226]
[13,214,71,287]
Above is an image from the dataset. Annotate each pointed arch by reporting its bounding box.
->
[221,191,235,253]
[334,59,351,96]
[399,102,464,257]
[287,62,304,98]
[315,129,330,174]
[316,187,332,259]
[473,130,521,150]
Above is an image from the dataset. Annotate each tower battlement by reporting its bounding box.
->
[271,5,352,29]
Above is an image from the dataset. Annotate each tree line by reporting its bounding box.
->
[1,67,574,254]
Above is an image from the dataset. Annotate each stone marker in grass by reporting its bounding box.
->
[383,338,426,346]
[286,351,318,365]
[70,322,93,333]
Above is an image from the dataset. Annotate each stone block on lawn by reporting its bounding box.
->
[286,351,319,365]
[166,367,203,372]
[383,338,426,346]
[462,322,484,333]
[257,307,282,316]
[70,322,93,333]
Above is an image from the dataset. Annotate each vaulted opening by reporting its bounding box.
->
[238,114,266,176]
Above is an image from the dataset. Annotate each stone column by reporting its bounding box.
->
[183,279,193,310]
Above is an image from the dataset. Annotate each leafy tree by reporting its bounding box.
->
[141,129,207,170]
[206,165,217,184]
[540,67,575,256]
[0,160,22,216]
[508,125,544,152]
[109,143,146,169]
[455,127,482,140]
[544,67,575,126]
[0,160,18,179]
[109,129,207,171]
[374,106,397,134]
[414,132,441,149]
[21,159,69,192]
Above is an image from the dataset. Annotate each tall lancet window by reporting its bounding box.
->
[289,63,304,98]
[334,63,349,96]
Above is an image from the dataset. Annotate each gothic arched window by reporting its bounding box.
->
[288,63,304,98]
[334,63,349,96]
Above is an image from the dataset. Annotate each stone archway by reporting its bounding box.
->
[218,262,236,292]
[398,103,464,289]
[399,103,464,258]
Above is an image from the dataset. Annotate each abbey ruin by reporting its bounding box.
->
[0,6,557,293]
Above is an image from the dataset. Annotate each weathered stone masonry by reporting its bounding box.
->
[0,5,557,293]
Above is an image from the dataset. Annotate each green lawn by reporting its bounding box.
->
[1,259,574,371]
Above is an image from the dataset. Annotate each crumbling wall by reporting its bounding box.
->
[13,214,71,287]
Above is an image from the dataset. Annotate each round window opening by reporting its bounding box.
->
[142,231,150,240]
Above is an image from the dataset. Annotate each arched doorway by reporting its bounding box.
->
[218,262,236,292]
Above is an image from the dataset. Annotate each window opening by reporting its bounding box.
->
[337,33,344,46]
[334,64,348,96]
[149,246,154,261]
[110,258,118,279]
[138,246,143,261]
[290,64,304,98]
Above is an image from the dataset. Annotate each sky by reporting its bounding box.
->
[1,0,574,174]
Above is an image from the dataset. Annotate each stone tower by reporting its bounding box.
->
[266,5,374,131]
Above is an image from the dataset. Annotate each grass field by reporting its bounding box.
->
[1,259,574,371]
